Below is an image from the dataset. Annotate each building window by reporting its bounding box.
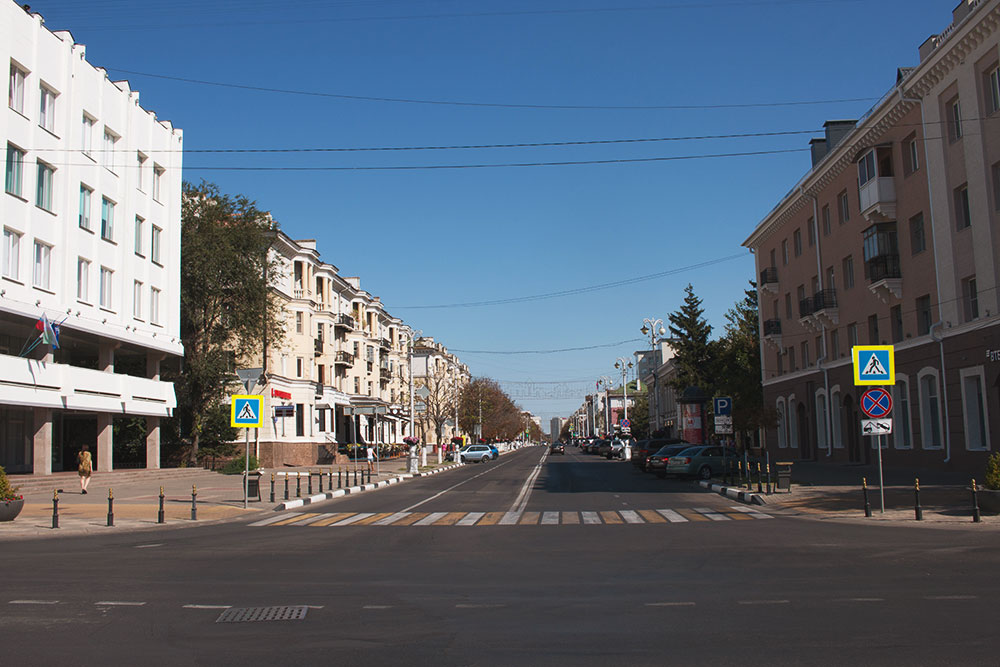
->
[32,241,51,290]
[842,256,854,290]
[801,341,810,368]
[893,376,912,450]
[918,369,942,449]
[2,228,21,280]
[784,293,792,319]
[902,134,919,176]
[296,358,303,378]
[35,161,54,211]
[890,305,903,344]
[858,150,876,187]
[99,267,113,309]
[152,164,164,202]
[776,349,784,375]
[830,329,840,360]
[822,205,831,236]
[948,98,963,141]
[988,66,1000,115]
[831,388,843,449]
[81,115,94,157]
[77,258,90,302]
[954,184,971,229]
[787,396,798,449]
[103,129,118,173]
[136,152,147,191]
[134,216,144,256]
[847,322,858,348]
[101,197,115,241]
[295,311,303,334]
[5,144,25,196]
[960,367,990,451]
[354,377,360,394]
[909,213,925,254]
[781,239,788,265]
[150,287,160,325]
[962,276,979,321]
[787,347,796,372]
[151,226,162,264]
[133,280,143,320]
[79,185,92,230]
[776,398,787,448]
[837,190,850,224]
[8,63,26,114]
[807,218,815,247]
[38,85,56,133]
[916,295,932,336]
[815,390,828,452]
[868,314,880,345]
[793,229,802,257]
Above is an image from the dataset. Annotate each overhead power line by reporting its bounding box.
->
[451,338,644,355]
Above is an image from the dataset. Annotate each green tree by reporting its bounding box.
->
[628,388,650,440]
[457,377,527,441]
[173,181,284,464]
[667,284,716,394]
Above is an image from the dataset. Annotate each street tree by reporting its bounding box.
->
[667,283,717,395]
[457,378,529,441]
[418,362,460,444]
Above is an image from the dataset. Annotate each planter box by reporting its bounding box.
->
[978,488,1000,515]
[0,498,24,522]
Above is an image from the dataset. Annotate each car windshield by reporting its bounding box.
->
[677,446,705,456]
[655,445,687,456]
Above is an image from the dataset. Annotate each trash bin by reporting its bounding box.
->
[775,462,793,492]
[243,470,263,502]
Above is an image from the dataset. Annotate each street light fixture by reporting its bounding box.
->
[403,326,422,473]
[641,318,667,435]
[614,357,633,423]
[597,375,613,436]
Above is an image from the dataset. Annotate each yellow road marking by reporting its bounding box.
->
[726,512,753,520]
[600,511,624,525]
[434,512,467,526]
[272,513,319,526]
[677,509,709,522]
[477,512,506,525]
[638,510,667,524]
[561,512,580,524]
[519,512,540,525]
[391,512,429,526]
[353,512,395,526]
[310,512,354,527]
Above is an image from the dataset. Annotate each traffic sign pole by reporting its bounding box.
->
[877,434,885,513]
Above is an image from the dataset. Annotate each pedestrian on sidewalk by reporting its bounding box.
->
[77,444,93,494]
[366,444,375,473]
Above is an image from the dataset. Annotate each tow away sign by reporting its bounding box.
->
[862,419,892,435]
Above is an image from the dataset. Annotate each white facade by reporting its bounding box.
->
[2,2,182,474]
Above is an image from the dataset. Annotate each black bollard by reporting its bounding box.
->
[270,473,275,503]
[756,462,763,494]
[191,485,198,521]
[863,477,872,518]
[914,478,923,521]
[158,486,165,524]
[308,472,313,495]
[284,474,289,500]
[972,478,981,523]
[765,463,772,495]
[52,489,59,529]
[318,470,324,493]
[737,460,743,487]
[338,467,343,489]
[328,468,333,490]
[354,467,358,486]
[296,473,302,498]
[107,488,115,527]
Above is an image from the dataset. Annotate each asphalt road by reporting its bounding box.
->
[4,445,1000,666]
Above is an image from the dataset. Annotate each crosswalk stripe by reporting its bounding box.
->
[677,509,709,521]
[296,513,340,525]
[457,512,485,526]
[640,510,667,523]
[498,511,521,525]
[581,511,601,525]
[519,512,541,525]
[332,513,376,526]
[600,511,624,525]
[353,512,395,526]
[561,511,580,524]
[391,512,429,526]
[619,510,644,524]
[540,511,560,525]
[477,512,506,526]
[250,512,303,526]
[374,512,412,526]
[656,509,689,523]
[694,507,731,521]
[310,512,354,526]
[727,512,753,520]
[414,512,448,526]
[433,512,467,526]
[272,513,318,526]
[729,505,773,519]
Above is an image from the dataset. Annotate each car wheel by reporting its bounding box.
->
[698,465,712,480]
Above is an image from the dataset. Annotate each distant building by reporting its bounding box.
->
[550,417,564,441]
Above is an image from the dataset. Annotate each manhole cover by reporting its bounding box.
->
[216,606,309,623]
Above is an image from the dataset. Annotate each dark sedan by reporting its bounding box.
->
[549,442,565,455]
[646,444,692,478]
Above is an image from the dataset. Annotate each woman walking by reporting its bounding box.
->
[78,444,93,494]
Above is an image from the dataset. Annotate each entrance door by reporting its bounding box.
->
[797,402,811,459]
[844,395,860,463]
[55,414,98,473]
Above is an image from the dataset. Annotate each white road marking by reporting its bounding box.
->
[9,600,60,605]
[502,451,547,524]
[364,605,394,609]
[96,601,146,606]
[331,513,376,526]
[250,512,303,527]
[134,544,163,549]
[374,512,412,526]
[619,510,644,524]
[306,605,325,609]
[738,600,789,605]
[645,602,696,607]
[456,603,506,608]
[400,459,516,513]
[414,512,448,526]
[834,598,884,603]
[183,604,232,609]
[581,511,601,525]
[656,509,688,523]
[457,512,486,526]
[728,505,773,519]
[540,511,560,525]
[295,513,339,525]
[925,595,977,600]
[499,511,520,525]
[694,507,731,521]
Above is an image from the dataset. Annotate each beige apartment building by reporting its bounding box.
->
[411,337,469,446]
[743,0,1000,474]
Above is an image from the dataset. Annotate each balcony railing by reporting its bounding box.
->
[334,351,355,365]
[760,267,778,286]
[334,314,355,330]
[868,254,901,282]
[763,319,782,336]
[799,297,815,318]
[380,338,391,350]
[379,367,392,380]
[812,288,838,311]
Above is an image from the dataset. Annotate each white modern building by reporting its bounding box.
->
[2,2,183,474]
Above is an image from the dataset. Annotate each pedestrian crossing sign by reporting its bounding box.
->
[852,345,895,386]
[231,395,264,428]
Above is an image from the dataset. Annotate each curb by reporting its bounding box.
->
[274,463,465,511]
[699,480,767,506]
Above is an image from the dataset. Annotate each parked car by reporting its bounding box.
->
[488,444,499,459]
[459,444,493,463]
[597,439,616,457]
[633,439,689,470]
[646,444,692,478]
[665,445,735,479]
[549,442,565,455]
[609,438,634,460]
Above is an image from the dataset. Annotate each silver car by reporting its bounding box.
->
[459,444,493,463]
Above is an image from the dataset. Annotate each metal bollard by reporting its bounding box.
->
[863,477,872,518]
[296,473,302,498]
[914,478,922,521]
[270,473,275,503]
[191,484,198,521]
[318,470,324,493]
[746,462,753,491]
[737,460,743,487]
[308,471,313,495]
[158,486,165,524]
[284,474,289,500]
[338,467,342,489]
[328,468,333,490]
[756,462,763,494]
[52,489,59,529]
[107,488,115,527]
[765,463,772,495]
[354,467,358,486]
[972,478,981,523]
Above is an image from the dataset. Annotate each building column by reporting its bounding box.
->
[97,413,113,472]
[32,408,52,475]
[145,417,160,470]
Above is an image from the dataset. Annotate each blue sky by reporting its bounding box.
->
[30,0,954,424]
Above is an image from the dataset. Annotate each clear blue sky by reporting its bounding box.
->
[30,0,953,424]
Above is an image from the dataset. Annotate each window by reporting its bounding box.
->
[136,152,147,191]
[858,150,876,187]
[837,190,850,224]
[954,184,971,229]
[801,341,810,368]
[807,217,815,247]
[32,241,50,290]
[77,185,92,230]
[776,349,784,375]
[890,305,903,344]
[793,229,802,257]
[830,329,840,360]
[81,115,94,157]
[134,216,144,256]
[8,63,26,113]
[99,267,113,309]
[150,226,162,263]
[988,66,1000,115]
[788,347,796,372]
[916,295,932,336]
[103,129,118,173]
[150,287,161,325]
[893,377,912,450]
[822,205,831,236]
[354,377,360,394]
[101,197,115,241]
[960,367,990,451]
[847,322,858,348]
[2,228,21,279]
[5,144,25,196]
[35,161,54,211]
[918,369,942,449]
[77,258,90,302]
[868,314,880,345]
[902,134,919,176]
[909,213,925,254]
[781,239,789,265]
[776,398,787,449]
[152,164,164,202]
[769,248,776,268]
[787,396,798,449]
[962,276,979,321]
[295,311,303,334]
[133,280,143,320]
[38,85,56,133]
[815,390,828,453]
[948,97,963,141]
[831,388,843,449]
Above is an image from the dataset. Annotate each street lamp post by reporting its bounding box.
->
[614,357,633,423]
[598,376,613,436]
[641,318,667,436]
[405,327,422,474]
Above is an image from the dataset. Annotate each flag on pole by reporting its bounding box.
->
[36,314,60,350]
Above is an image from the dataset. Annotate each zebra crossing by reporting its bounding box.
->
[249,505,773,527]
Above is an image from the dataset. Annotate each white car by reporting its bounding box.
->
[459,445,493,463]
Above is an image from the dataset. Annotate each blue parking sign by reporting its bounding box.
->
[713,397,732,416]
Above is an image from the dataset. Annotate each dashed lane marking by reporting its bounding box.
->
[9,600,60,605]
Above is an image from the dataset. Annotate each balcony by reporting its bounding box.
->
[380,338,392,351]
[798,297,822,333]
[811,288,839,328]
[867,254,903,303]
[858,177,896,222]
[292,287,314,302]
[759,267,779,294]
[334,314,355,331]
[334,351,354,367]
[762,318,782,350]
[380,367,392,381]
